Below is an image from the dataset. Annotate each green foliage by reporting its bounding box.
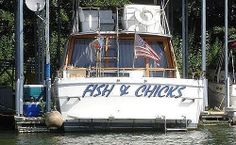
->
[173,30,221,78]
[0,9,14,26]
[0,35,14,59]
[49,32,67,78]
[0,6,15,87]
[212,26,236,41]
[172,33,203,78]
[0,71,14,86]
[172,36,182,72]
[207,26,236,70]
[177,25,236,78]
[60,9,70,22]
[207,38,222,69]
[229,28,236,40]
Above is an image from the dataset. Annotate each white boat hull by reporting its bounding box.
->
[54,77,205,131]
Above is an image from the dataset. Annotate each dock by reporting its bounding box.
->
[200,111,229,126]
[14,116,49,133]
[13,111,231,133]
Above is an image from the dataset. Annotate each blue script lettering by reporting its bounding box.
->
[158,86,169,97]
[176,86,186,98]
[166,86,180,97]
[120,85,130,96]
[144,85,157,97]
[93,84,106,97]
[102,84,115,97]
[135,85,186,98]
[135,85,146,97]
[82,84,115,97]
[83,84,186,98]
[82,84,98,97]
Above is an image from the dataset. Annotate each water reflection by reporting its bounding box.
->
[51,131,209,145]
[1,126,236,145]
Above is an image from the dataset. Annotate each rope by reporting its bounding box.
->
[162,0,170,10]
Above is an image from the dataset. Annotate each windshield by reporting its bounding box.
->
[68,37,171,77]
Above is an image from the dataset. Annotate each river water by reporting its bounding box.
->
[0,125,235,145]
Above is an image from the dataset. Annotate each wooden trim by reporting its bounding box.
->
[105,37,109,66]
[65,37,76,69]
[145,58,150,77]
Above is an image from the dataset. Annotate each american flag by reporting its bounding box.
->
[134,34,160,64]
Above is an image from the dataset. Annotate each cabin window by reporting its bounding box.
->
[71,39,96,67]
[119,39,168,77]
[149,41,168,77]
[101,38,117,67]
[70,38,169,77]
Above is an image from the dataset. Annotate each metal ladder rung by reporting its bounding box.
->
[165,128,188,131]
[164,116,188,133]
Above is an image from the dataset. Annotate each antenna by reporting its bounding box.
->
[25,0,45,12]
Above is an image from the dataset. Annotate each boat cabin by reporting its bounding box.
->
[61,5,178,79]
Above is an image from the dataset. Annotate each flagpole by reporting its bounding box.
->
[116,7,120,76]
[98,8,101,77]
[133,30,137,68]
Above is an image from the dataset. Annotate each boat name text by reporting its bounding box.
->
[82,84,186,98]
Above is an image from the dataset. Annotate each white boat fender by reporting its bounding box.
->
[135,7,157,26]
[45,111,64,128]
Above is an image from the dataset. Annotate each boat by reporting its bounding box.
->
[208,40,236,110]
[53,4,206,132]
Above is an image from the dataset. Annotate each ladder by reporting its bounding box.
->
[164,116,188,133]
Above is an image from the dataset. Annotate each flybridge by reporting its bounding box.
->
[77,4,170,35]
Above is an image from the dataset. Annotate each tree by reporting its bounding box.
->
[0,0,15,87]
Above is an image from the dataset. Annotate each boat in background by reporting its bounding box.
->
[53,4,206,132]
[208,40,236,110]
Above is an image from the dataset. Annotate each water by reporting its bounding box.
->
[1,125,236,145]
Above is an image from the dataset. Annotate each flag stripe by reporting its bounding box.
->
[135,46,160,60]
[134,34,160,65]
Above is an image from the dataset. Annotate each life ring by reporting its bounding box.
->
[135,8,157,26]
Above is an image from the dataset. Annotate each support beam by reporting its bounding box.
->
[225,0,229,108]
[182,0,188,78]
[16,0,24,116]
[45,0,51,112]
[202,0,208,110]
[201,0,206,75]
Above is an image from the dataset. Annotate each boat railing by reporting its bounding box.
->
[62,67,176,78]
